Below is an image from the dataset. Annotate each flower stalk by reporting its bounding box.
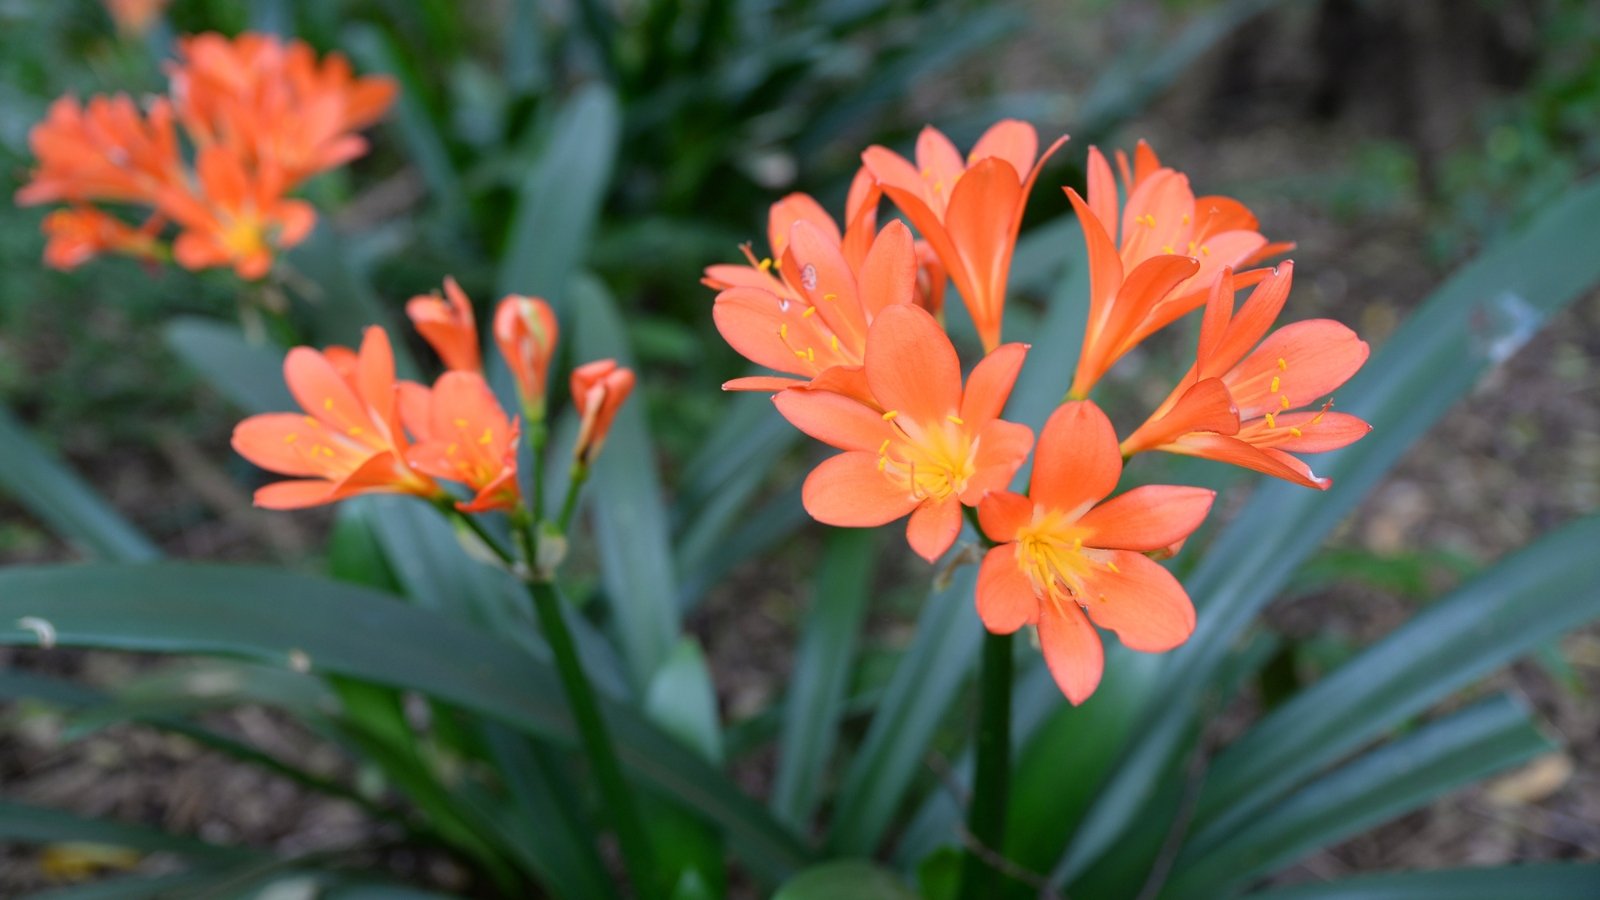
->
[959,628,1014,900]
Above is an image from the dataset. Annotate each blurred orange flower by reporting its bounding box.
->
[400,372,522,513]
[774,305,1033,562]
[1120,264,1371,489]
[15,32,394,279]
[977,401,1213,703]
[103,0,169,36]
[495,294,560,419]
[407,277,482,373]
[571,360,636,466]
[232,328,439,509]
[863,120,1066,352]
[1067,141,1290,397]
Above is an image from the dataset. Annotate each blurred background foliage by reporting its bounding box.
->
[0,0,1597,896]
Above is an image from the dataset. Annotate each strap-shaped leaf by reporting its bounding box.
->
[165,317,292,413]
[1240,863,1600,900]
[1191,512,1600,850]
[772,860,920,900]
[1054,176,1600,886]
[571,274,681,690]
[0,563,811,882]
[772,528,879,829]
[1163,695,1552,898]
[496,86,620,310]
[0,799,257,861]
[0,404,160,563]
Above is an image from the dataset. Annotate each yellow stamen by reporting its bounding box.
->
[802,306,816,318]
[830,336,840,351]
[1270,376,1281,393]
[1161,245,1175,255]
[1280,394,1291,410]
[1200,245,1211,256]
[758,257,774,272]
[454,418,468,428]
[1181,213,1191,225]
[1289,427,1303,437]
[823,293,838,301]
[347,427,363,436]
[1265,412,1277,429]
[1277,357,1288,371]
[882,410,899,421]
[479,428,493,445]
[1106,560,1120,574]
[877,456,887,471]
[779,323,788,340]
[323,398,333,411]
[283,433,298,443]
[878,439,890,455]
[947,414,965,425]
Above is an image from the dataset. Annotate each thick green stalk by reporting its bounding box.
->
[528,577,659,897]
[957,621,1015,899]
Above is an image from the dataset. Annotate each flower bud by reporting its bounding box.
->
[570,359,635,466]
[494,294,559,420]
[406,276,480,372]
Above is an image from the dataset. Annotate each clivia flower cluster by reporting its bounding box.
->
[232,278,632,522]
[15,32,395,279]
[708,122,1372,703]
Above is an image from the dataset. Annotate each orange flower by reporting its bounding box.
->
[400,372,521,513]
[571,360,636,466]
[163,146,316,279]
[407,277,482,373]
[703,168,880,299]
[232,327,439,509]
[1120,264,1372,489]
[976,401,1213,703]
[15,33,393,278]
[713,219,919,400]
[774,305,1033,562]
[862,120,1066,352]
[168,32,396,187]
[1067,141,1289,397]
[103,0,169,36]
[494,294,560,419]
[40,207,164,270]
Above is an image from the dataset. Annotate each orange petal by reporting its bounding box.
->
[1038,600,1104,705]
[1226,319,1369,419]
[1078,550,1196,653]
[960,342,1029,424]
[355,327,400,436]
[1077,485,1215,552]
[801,451,919,527]
[978,490,1032,544]
[254,479,336,509]
[1270,410,1371,453]
[943,158,1022,351]
[906,499,963,562]
[768,192,840,260]
[1064,187,1124,395]
[915,126,965,201]
[856,220,918,318]
[397,381,432,440]
[713,286,811,377]
[961,418,1035,505]
[863,305,960,425]
[773,388,889,452]
[723,375,806,392]
[284,346,369,433]
[1030,400,1121,516]
[1085,146,1120,243]
[971,119,1038,182]
[232,413,337,478]
[1202,262,1295,378]
[786,219,865,341]
[977,544,1038,633]
[1121,377,1238,456]
[1167,433,1331,490]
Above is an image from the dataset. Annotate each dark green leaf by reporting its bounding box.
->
[164,317,292,413]
[1240,863,1600,900]
[773,860,919,900]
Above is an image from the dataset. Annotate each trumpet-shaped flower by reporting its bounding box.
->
[407,277,481,373]
[1120,264,1372,489]
[162,146,316,279]
[16,95,186,207]
[774,304,1033,562]
[862,119,1066,352]
[40,207,164,271]
[1067,142,1289,397]
[232,327,438,509]
[400,372,521,513]
[572,360,636,466]
[703,168,880,299]
[495,294,559,420]
[977,401,1213,703]
[713,219,919,400]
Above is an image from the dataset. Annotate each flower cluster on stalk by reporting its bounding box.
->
[709,121,1372,703]
[15,32,395,279]
[232,279,632,521]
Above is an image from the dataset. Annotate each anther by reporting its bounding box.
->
[1277,357,1287,371]
[1280,394,1291,410]
[1289,427,1303,437]
[1265,412,1277,429]
[1162,245,1175,255]
[882,410,899,421]
[947,415,965,425]
[758,257,774,272]
[1269,376,1281,393]
[802,306,816,318]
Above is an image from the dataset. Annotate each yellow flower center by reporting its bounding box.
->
[1014,509,1117,612]
[877,416,976,502]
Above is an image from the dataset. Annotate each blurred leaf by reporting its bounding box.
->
[497,86,620,309]
[1192,513,1600,850]
[164,317,292,413]
[1288,546,1480,599]
[773,860,919,900]
[827,564,981,855]
[1054,175,1600,887]
[647,637,724,764]
[285,223,416,375]
[0,800,257,862]
[1164,696,1553,898]
[0,403,160,563]
[571,274,681,689]
[772,528,878,829]
[1240,863,1600,899]
[0,564,810,882]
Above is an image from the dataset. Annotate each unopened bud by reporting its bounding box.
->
[406,276,481,372]
[570,358,635,466]
[494,294,558,421]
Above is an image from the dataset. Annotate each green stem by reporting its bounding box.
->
[436,499,516,567]
[528,421,548,523]
[556,461,590,533]
[527,577,659,897]
[958,629,1014,900]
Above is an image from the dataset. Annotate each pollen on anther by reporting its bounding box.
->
[823,293,838,302]
[1265,412,1277,429]
[1277,357,1288,370]
[1289,427,1304,437]
[283,433,298,443]
[1161,245,1175,255]
[1106,561,1120,574]
[1200,245,1211,256]
[323,397,333,410]
[758,257,774,272]
[882,410,899,421]
[779,324,788,340]
[802,306,816,318]
[878,439,890,455]
[1280,394,1291,410]
[947,414,965,425]
[1270,376,1281,393]
[830,336,840,351]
